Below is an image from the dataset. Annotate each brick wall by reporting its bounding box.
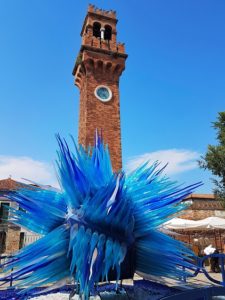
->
[181,194,225,220]
[76,52,125,171]
[5,227,20,254]
[181,209,225,220]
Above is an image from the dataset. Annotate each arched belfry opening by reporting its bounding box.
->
[93,22,101,38]
[104,25,112,40]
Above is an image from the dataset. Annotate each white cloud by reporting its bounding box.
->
[125,149,200,175]
[0,149,200,188]
[0,156,58,188]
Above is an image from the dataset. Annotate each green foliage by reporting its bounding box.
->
[199,111,225,203]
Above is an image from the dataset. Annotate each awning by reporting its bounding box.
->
[163,217,225,230]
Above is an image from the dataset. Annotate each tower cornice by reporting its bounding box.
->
[72,46,128,76]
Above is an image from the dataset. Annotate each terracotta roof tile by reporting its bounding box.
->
[0,178,25,191]
[185,193,215,200]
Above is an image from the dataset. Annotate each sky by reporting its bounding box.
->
[0,0,224,192]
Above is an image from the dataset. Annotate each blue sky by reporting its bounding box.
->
[0,0,224,192]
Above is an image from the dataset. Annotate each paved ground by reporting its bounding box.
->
[137,266,222,290]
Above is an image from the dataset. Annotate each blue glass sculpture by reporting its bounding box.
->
[1,134,201,299]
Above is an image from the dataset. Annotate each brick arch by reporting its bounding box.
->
[112,64,124,80]
[95,60,104,73]
[105,61,112,71]
[83,58,95,74]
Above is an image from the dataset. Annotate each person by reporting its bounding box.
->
[203,245,216,272]
[210,249,221,273]
[193,238,200,256]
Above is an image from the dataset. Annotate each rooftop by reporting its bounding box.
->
[0,178,25,191]
[88,4,116,19]
[186,194,215,200]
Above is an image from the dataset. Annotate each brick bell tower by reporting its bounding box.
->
[73,5,127,172]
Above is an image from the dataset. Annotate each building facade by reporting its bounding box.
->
[183,194,225,220]
[0,178,41,255]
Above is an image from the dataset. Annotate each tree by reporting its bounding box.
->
[198,111,225,203]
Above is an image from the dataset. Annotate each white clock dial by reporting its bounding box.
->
[94,85,112,102]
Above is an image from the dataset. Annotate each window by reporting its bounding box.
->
[104,25,112,40]
[19,232,25,249]
[0,203,9,224]
[0,232,6,253]
[93,22,101,38]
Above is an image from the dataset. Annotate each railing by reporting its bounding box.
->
[182,253,225,287]
[23,233,42,247]
[161,254,225,299]
[0,255,13,287]
[1,253,225,298]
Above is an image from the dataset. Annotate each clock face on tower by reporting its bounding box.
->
[94,85,112,102]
